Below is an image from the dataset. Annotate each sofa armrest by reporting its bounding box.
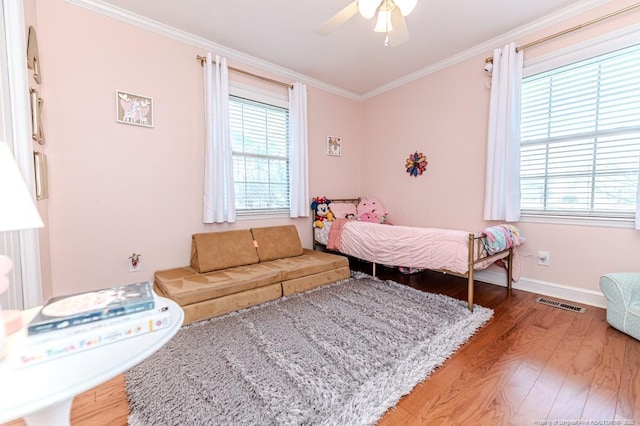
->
[600,273,640,309]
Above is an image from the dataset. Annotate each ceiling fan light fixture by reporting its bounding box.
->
[393,0,418,16]
[358,0,382,19]
[374,9,393,33]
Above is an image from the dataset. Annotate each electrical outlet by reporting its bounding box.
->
[130,262,141,272]
[537,251,550,266]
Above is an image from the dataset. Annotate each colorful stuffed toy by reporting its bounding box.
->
[311,196,334,228]
[356,197,387,224]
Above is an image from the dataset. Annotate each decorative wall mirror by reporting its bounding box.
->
[27,26,41,84]
[30,88,45,144]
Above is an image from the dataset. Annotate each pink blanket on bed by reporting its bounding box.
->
[327,220,517,277]
[327,218,349,251]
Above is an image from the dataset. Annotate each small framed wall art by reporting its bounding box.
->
[27,26,41,84]
[116,91,153,128]
[30,88,45,144]
[326,136,342,156]
[34,150,48,200]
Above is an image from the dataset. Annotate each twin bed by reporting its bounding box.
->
[312,198,523,311]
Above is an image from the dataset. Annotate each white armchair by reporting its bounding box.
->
[600,273,640,341]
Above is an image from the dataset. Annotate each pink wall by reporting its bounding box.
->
[35,0,361,296]
[362,0,640,294]
[362,58,490,230]
[32,0,640,299]
[308,87,361,199]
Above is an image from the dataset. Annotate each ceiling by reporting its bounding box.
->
[96,0,600,97]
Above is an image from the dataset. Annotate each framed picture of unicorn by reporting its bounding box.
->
[116,91,154,128]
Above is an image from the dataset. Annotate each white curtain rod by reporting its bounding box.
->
[196,55,293,89]
[486,2,640,63]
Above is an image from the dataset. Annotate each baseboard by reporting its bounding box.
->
[473,270,607,309]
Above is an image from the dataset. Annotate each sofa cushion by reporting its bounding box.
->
[155,266,198,283]
[251,225,304,262]
[182,284,282,324]
[282,266,351,296]
[155,264,281,306]
[190,229,259,273]
[265,249,349,281]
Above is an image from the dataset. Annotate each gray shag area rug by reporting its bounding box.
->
[126,273,493,425]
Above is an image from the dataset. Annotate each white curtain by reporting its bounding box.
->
[288,82,309,217]
[203,53,235,223]
[483,42,523,222]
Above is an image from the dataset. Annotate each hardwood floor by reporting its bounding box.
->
[3,261,638,425]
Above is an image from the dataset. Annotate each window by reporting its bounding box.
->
[520,43,640,220]
[229,95,290,215]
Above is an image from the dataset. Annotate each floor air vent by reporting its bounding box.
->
[535,296,586,313]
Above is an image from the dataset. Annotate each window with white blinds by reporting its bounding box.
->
[520,43,640,220]
[229,95,290,215]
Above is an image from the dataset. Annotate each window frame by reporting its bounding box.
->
[519,25,640,228]
[228,82,290,219]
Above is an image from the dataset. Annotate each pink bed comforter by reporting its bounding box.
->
[327,220,508,275]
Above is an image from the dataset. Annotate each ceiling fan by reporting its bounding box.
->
[317,0,418,47]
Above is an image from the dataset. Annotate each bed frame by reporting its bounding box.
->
[312,198,513,311]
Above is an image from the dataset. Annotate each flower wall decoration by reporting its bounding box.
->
[405,151,428,177]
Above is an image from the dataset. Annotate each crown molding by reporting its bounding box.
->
[361,0,611,99]
[64,0,362,101]
[66,0,611,102]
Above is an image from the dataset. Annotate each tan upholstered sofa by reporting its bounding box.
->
[154,225,351,324]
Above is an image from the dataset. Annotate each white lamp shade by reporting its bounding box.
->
[358,0,381,19]
[374,9,393,32]
[0,142,43,232]
[393,0,418,16]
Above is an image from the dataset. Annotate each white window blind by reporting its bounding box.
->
[520,43,640,219]
[229,95,290,215]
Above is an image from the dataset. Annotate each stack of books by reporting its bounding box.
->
[12,281,171,367]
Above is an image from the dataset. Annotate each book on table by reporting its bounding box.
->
[13,302,172,368]
[27,281,155,335]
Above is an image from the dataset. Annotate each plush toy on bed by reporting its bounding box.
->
[356,197,387,224]
[311,196,334,228]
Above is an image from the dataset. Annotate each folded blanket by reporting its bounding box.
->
[327,218,350,251]
[482,224,525,255]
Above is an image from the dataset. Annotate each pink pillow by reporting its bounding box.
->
[329,203,357,219]
[356,197,387,223]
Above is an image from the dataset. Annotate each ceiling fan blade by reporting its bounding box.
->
[389,8,410,47]
[316,1,359,36]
